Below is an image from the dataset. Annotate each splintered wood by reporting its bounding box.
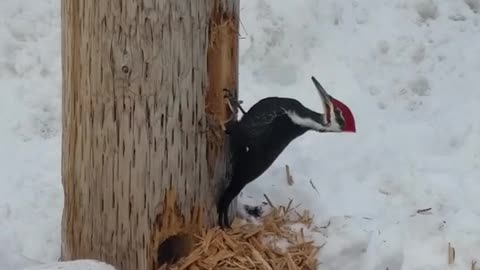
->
[168,201,321,270]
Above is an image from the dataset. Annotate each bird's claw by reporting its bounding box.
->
[217,194,234,230]
[223,88,246,115]
[217,209,232,230]
[223,89,236,113]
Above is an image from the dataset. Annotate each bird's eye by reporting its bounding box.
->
[334,108,345,128]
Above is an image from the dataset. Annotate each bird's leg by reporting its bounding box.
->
[217,178,246,229]
[221,88,247,133]
[223,88,246,115]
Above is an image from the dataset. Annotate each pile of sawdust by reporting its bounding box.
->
[168,200,322,270]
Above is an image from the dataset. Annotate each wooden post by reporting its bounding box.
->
[60,1,239,269]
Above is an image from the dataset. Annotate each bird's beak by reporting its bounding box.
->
[311,76,334,125]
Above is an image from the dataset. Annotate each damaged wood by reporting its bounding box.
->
[152,191,200,267]
[206,1,240,231]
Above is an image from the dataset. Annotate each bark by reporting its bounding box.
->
[60,1,239,269]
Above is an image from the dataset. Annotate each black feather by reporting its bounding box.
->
[217,97,324,228]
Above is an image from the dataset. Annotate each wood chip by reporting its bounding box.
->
[286,165,294,185]
[263,194,275,208]
[309,179,320,196]
[417,207,432,214]
[167,199,322,270]
[448,242,455,265]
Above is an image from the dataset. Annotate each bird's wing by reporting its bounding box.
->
[240,109,286,138]
[236,98,294,144]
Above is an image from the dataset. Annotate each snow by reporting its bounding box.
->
[20,260,117,270]
[1,0,480,269]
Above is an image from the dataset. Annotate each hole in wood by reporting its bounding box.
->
[157,233,193,266]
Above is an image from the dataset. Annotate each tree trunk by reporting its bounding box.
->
[60,1,239,270]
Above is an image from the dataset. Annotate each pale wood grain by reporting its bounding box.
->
[61,1,239,269]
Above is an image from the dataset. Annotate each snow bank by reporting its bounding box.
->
[238,0,480,269]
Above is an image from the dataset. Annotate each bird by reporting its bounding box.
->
[217,76,356,229]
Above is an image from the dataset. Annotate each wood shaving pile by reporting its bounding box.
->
[168,200,322,270]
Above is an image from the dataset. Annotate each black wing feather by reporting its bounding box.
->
[234,97,306,143]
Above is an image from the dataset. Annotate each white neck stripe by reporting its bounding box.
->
[286,111,341,132]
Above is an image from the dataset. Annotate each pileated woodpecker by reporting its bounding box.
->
[217,76,356,229]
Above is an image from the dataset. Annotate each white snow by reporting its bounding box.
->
[1,0,480,269]
[20,260,117,270]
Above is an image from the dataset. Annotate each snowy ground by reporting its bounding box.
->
[2,0,480,269]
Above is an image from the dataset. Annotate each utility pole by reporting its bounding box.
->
[61,1,239,269]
